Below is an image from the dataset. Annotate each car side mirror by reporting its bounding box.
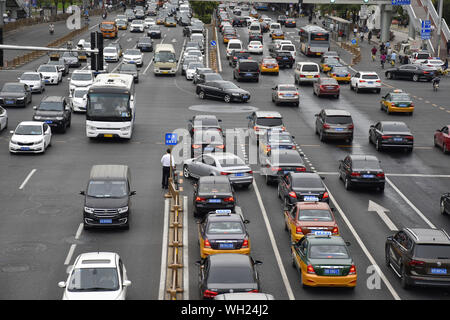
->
[345,241,351,247]
[33,106,37,110]
[9,130,14,135]
[130,191,136,196]
[123,280,132,287]
[370,125,375,128]
[243,219,250,224]
[387,236,393,241]
[254,260,263,265]
[58,281,66,288]
[79,191,85,195]
[195,260,202,266]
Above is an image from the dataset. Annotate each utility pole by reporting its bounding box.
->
[436,0,443,58]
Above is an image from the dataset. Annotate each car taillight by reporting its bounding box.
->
[314,75,320,78]
[216,145,225,149]
[203,289,217,298]
[406,136,414,140]
[351,172,361,177]
[409,259,425,266]
[281,126,286,131]
[376,80,381,83]
[294,92,299,96]
[204,238,211,248]
[376,173,385,178]
[247,170,253,174]
[242,238,249,248]
[423,71,429,74]
[192,144,201,149]
[196,196,206,202]
[307,264,315,274]
[348,124,354,129]
[300,74,306,78]
[382,135,392,139]
[271,167,281,172]
[224,197,234,202]
[323,123,330,129]
[220,172,230,175]
[349,264,356,275]
[296,226,303,234]
[295,167,306,172]
[289,191,297,198]
[332,226,339,234]
[254,126,259,131]
[323,191,329,199]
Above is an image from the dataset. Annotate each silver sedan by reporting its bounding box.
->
[183,152,253,188]
[272,84,299,107]
[0,106,7,131]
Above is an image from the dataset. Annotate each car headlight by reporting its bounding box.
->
[34,139,44,145]
[10,139,19,144]
[84,206,94,214]
[34,116,42,120]
[17,97,24,100]
[121,126,131,131]
[56,117,64,120]
[118,206,129,214]
[232,93,240,96]
[87,125,96,131]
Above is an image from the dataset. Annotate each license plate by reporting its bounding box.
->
[324,269,340,275]
[234,173,244,177]
[204,147,213,151]
[399,104,407,107]
[162,71,168,74]
[104,134,113,138]
[363,174,374,178]
[304,196,319,201]
[316,53,321,55]
[283,57,288,60]
[307,75,313,78]
[20,147,30,151]
[368,81,374,84]
[267,66,274,69]
[5,100,14,104]
[208,199,221,203]
[219,243,234,249]
[431,268,447,275]
[393,138,403,142]
[245,73,252,76]
[129,61,135,64]
[335,128,344,131]
[243,95,248,99]
[100,219,112,224]
[45,120,53,124]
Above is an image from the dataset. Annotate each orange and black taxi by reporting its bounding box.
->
[380,89,414,115]
[259,57,279,74]
[291,232,357,288]
[198,210,250,259]
[284,202,339,243]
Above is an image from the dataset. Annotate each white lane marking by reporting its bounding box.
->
[252,180,295,300]
[326,188,401,300]
[385,177,436,229]
[64,244,77,265]
[89,23,99,30]
[368,200,398,232]
[75,223,83,240]
[176,38,187,72]
[158,198,170,300]
[214,27,222,72]
[19,169,37,190]
[183,196,189,300]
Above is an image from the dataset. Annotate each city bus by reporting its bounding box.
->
[298,25,330,57]
[86,74,136,139]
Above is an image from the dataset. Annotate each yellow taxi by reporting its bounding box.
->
[198,210,250,259]
[271,30,285,40]
[223,32,238,44]
[117,20,128,30]
[291,232,357,288]
[320,57,342,73]
[380,89,414,115]
[260,57,279,74]
[164,17,177,27]
[156,17,165,25]
[284,202,338,243]
[328,66,351,83]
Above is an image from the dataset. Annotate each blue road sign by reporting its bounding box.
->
[392,0,411,5]
[210,40,216,47]
[421,20,432,40]
[351,38,357,45]
[165,133,178,145]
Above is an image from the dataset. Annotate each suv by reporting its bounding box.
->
[271,50,294,68]
[350,71,381,93]
[233,59,259,82]
[315,109,354,142]
[247,111,284,143]
[229,50,251,68]
[294,62,320,85]
[32,96,71,133]
[385,228,450,289]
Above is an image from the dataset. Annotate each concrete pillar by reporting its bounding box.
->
[380,4,393,43]
[379,4,385,41]
[408,19,416,39]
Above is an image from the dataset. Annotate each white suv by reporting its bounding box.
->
[350,71,381,93]
[69,70,94,94]
[294,62,320,84]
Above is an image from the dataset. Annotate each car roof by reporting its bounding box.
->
[323,109,351,116]
[405,228,450,244]
[41,95,65,102]
[254,111,282,118]
[296,201,332,210]
[199,175,230,184]
[75,252,118,269]
[208,253,251,266]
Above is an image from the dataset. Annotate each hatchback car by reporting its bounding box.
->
[183,152,253,188]
[233,59,260,82]
[315,109,353,142]
[32,96,71,133]
[338,154,385,191]
[9,121,52,154]
[369,121,414,152]
[193,176,236,218]
[313,77,340,99]
[434,125,450,154]
[18,72,45,93]
[385,228,450,289]
[0,82,32,107]
[196,80,250,103]
[278,172,329,206]
[271,84,299,106]
[58,252,131,300]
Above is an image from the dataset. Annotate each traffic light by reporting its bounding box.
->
[90,32,103,72]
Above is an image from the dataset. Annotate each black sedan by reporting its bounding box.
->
[32,95,71,133]
[271,50,294,68]
[197,253,262,299]
[261,149,306,185]
[193,176,235,218]
[0,82,32,107]
[441,193,450,215]
[118,63,139,83]
[385,64,435,82]
[191,128,225,158]
[188,114,222,135]
[278,172,329,207]
[136,37,153,52]
[196,80,250,103]
[338,154,385,191]
[147,25,162,38]
[369,121,414,152]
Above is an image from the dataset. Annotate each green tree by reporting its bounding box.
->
[189,1,218,24]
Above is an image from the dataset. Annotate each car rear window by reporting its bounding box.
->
[229,43,242,49]
[391,93,411,101]
[256,117,283,126]
[324,116,352,124]
[302,65,318,72]
[292,176,324,189]
[271,152,302,164]
[362,74,379,80]
[199,182,231,194]
[309,245,350,259]
[281,45,295,51]
[417,53,430,59]
[208,265,254,283]
[321,78,338,85]
[298,209,333,221]
[352,159,381,170]
[382,123,409,132]
[414,244,450,259]
[238,62,258,71]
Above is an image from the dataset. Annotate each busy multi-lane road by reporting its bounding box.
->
[0,1,449,300]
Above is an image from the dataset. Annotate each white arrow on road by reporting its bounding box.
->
[368,200,398,232]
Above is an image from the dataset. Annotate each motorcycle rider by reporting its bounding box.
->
[49,23,54,34]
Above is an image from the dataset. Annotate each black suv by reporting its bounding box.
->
[233,59,260,82]
[33,96,71,132]
[385,228,450,289]
[271,50,294,68]
[229,50,251,68]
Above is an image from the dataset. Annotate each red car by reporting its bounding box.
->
[313,77,340,99]
[434,125,450,154]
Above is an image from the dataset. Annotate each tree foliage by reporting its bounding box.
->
[189,1,218,24]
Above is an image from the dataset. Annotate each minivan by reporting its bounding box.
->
[233,60,260,82]
[248,22,261,33]
[81,165,136,230]
[294,62,320,85]
[226,39,243,58]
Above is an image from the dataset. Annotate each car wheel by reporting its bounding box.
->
[385,247,391,267]
[265,174,272,185]
[277,184,282,199]
[443,144,449,154]
[401,265,410,289]
[224,95,231,103]
[376,89,381,94]
[319,130,325,142]
[198,91,206,99]
[441,199,448,215]
[183,165,191,178]
[376,139,382,151]
[344,177,352,190]
[413,74,419,82]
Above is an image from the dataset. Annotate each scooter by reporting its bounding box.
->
[49,25,54,34]
[433,79,440,91]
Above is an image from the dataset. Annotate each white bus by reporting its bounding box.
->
[86,73,136,139]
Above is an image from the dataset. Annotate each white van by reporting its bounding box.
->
[280,43,296,58]
[154,43,177,75]
[248,22,261,33]
[226,39,243,59]
[294,62,320,84]
[269,23,281,32]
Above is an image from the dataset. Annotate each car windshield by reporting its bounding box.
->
[87,181,128,198]
[38,66,57,73]
[155,51,176,62]
[208,264,254,283]
[2,84,23,92]
[382,123,409,132]
[352,159,381,170]
[292,176,323,189]
[268,133,293,143]
[67,267,119,292]
[414,244,450,259]
[309,245,350,259]
[324,58,340,65]
[298,209,333,221]
[362,74,379,80]
[73,89,88,98]
[256,117,283,126]
[125,49,141,56]
[205,74,222,81]
[187,51,201,57]
[139,38,152,43]
[38,101,63,111]
[87,93,131,119]
[207,221,243,234]
[15,124,42,135]
[20,73,40,80]
[324,116,352,124]
[72,73,92,81]
[149,26,160,31]
[417,53,430,59]
[132,20,143,24]
[391,94,411,102]
[104,48,117,53]
[101,23,115,30]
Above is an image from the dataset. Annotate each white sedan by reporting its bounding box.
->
[9,121,52,154]
[70,87,89,113]
[144,17,155,28]
[123,49,144,67]
[0,106,7,131]
[247,41,263,54]
[58,252,131,300]
[37,64,61,85]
